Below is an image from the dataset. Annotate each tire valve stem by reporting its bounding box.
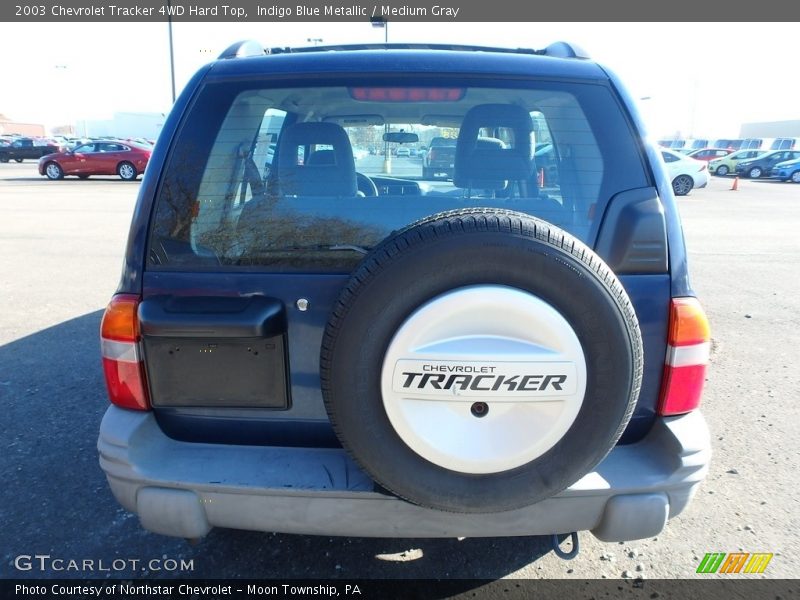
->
[470,402,489,418]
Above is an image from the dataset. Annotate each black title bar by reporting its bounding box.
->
[4,579,800,600]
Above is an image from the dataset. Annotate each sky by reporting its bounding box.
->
[0,21,797,139]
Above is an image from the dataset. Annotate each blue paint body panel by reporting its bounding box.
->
[119,47,688,446]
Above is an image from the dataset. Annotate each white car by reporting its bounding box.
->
[660,149,709,196]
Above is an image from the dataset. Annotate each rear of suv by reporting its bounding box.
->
[422,136,457,179]
[98,41,710,543]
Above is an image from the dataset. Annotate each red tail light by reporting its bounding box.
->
[100,294,150,410]
[349,87,465,102]
[658,298,710,416]
[429,149,438,162]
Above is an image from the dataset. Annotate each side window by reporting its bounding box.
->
[74,143,95,153]
[530,101,604,239]
[189,103,287,256]
[661,151,678,163]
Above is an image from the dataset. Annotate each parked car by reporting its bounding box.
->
[97,40,710,548]
[660,149,710,195]
[422,136,457,178]
[708,148,766,176]
[657,139,686,149]
[735,149,800,179]
[771,158,800,183]
[38,140,151,180]
[0,137,60,163]
[687,148,733,162]
[739,137,800,151]
[710,139,744,150]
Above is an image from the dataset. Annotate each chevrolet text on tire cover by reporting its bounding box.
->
[321,209,642,512]
[97,41,712,544]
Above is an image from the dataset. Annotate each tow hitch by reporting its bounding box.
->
[551,532,580,560]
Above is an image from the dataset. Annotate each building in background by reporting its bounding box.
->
[75,112,167,140]
[0,114,45,137]
[740,120,800,138]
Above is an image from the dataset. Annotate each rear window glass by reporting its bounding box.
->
[149,79,647,272]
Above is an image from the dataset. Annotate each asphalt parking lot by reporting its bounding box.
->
[0,162,798,581]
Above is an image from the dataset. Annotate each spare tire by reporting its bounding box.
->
[320,209,642,513]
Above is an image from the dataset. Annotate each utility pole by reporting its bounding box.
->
[371,17,390,172]
[167,0,176,103]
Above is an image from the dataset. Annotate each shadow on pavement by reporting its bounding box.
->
[0,312,555,582]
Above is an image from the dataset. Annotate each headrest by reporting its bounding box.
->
[276,122,357,196]
[454,104,533,190]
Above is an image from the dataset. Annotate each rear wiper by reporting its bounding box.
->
[256,244,371,255]
[326,244,370,255]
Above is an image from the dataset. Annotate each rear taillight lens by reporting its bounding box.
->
[658,298,710,416]
[100,294,150,410]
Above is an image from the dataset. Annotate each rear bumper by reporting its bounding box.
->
[98,407,710,542]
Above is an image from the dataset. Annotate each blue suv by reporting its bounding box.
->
[98,41,710,545]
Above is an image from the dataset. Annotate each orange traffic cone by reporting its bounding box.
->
[730,176,739,191]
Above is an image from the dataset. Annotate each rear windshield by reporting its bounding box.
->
[149,78,647,272]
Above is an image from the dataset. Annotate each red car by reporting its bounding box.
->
[687,148,734,162]
[38,140,151,181]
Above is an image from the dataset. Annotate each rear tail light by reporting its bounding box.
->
[429,149,438,162]
[658,297,710,416]
[100,294,150,410]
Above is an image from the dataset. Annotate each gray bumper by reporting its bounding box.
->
[98,407,710,542]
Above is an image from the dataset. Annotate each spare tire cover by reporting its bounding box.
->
[320,209,642,513]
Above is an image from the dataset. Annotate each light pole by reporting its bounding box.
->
[371,17,388,43]
[167,0,176,103]
[372,18,390,172]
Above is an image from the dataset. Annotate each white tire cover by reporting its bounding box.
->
[381,285,587,474]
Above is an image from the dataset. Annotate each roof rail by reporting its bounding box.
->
[541,41,590,59]
[218,40,265,60]
[266,43,539,55]
[216,40,589,60]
